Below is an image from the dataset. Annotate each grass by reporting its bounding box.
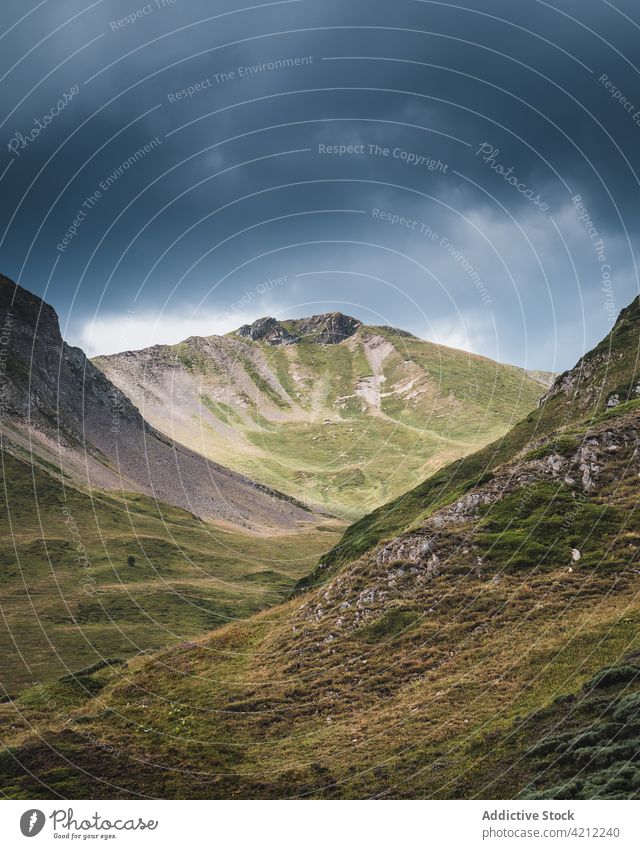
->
[2,299,639,799]
[601,398,640,420]
[2,549,639,799]
[199,394,244,427]
[95,325,546,518]
[2,400,639,799]
[0,449,344,695]
[523,433,582,461]
[244,418,445,518]
[374,328,547,437]
[475,482,622,571]
[459,652,640,800]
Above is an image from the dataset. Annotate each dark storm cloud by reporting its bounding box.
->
[0,0,639,368]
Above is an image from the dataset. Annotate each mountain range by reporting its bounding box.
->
[0,274,545,694]
[1,273,639,799]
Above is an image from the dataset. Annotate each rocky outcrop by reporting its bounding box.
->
[540,296,640,410]
[0,274,143,442]
[295,409,640,638]
[376,533,436,566]
[236,317,299,345]
[288,312,362,344]
[236,312,362,346]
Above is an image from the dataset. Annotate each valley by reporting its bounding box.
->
[0,275,546,699]
[1,283,639,800]
[0,449,342,694]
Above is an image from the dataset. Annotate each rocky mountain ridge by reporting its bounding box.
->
[540,297,640,410]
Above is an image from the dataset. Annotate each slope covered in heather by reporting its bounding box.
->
[2,299,639,800]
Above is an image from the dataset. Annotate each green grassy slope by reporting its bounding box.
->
[459,653,640,800]
[308,299,640,585]
[1,425,638,799]
[2,302,637,800]
[1,319,639,798]
[0,447,343,695]
[94,321,547,519]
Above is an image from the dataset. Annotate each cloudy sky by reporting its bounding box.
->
[0,0,639,369]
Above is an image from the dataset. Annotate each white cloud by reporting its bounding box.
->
[422,313,499,359]
[425,319,476,353]
[72,309,259,357]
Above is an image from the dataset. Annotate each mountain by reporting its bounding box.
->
[2,298,638,799]
[94,312,549,518]
[305,296,640,584]
[0,276,343,692]
[235,312,363,345]
[0,275,317,531]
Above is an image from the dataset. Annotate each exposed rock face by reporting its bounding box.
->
[236,312,362,346]
[539,351,609,408]
[0,275,315,529]
[524,368,556,388]
[0,274,142,442]
[288,312,362,344]
[376,533,435,566]
[236,317,298,345]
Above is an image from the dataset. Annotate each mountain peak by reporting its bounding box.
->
[235,316,298,345]
[289,312,363,343]
[235,312,363,346]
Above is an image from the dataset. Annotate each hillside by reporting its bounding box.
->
[94,313,549,518]
[307,296,640,584]
[0,276,343,693]
[0,275,317,531]
[0,450,343,695]
[2,298,639,799]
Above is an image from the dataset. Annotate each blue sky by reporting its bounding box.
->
[0,0,639,370]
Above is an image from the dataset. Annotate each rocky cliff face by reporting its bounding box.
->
[0,274,143,443]
[288,312,363,344]
[0,275,315,529]
[236,316,299,345]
